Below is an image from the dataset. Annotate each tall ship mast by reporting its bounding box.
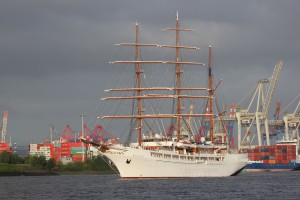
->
[82,12,247,178]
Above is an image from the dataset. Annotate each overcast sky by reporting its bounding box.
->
[1,0,300,146]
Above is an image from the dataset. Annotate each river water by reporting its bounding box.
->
[0,171,300,200]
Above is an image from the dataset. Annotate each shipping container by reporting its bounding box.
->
[61,143,71,147]
[260,152,270,156]
[70,147,84,151]
[0,143,9,147]
[291,160,297,164]
[288,151,296,156]
[269,160,276,164]
[275,156,283,160]
[288,155,296,160]
[282,160,290,164]
[71,150,87,154]
[70,142,83,147]
[54,143,61,148]
[261,156,269,160]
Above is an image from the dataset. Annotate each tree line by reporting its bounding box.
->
[0,151,112,172]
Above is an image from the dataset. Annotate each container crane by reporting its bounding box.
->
[1,111,8,143]
[268,101,285,140]
[236,79,268,150]
[262,60,283,145]
[61,124,75,142]
[283,97,300,141]
[236,60,282,150]
[47,124,61,143]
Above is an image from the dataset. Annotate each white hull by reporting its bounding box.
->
[101,146,248,178]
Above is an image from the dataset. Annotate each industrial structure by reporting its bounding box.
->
[0,111,11,153]
[236,60,283,150]
[29,124,119,164]
[235,60,300,171]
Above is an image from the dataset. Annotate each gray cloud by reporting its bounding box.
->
[0,0,299,145]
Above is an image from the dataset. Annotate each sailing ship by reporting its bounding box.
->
[83,12,247,178]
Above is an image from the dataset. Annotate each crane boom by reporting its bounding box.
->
[263,60,283,118]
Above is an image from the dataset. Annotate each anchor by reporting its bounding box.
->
[126,159,131,164]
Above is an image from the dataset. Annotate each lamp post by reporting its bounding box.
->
[80,114,86,162]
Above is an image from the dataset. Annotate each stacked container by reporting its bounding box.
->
[248,144,297,164]
[0,142,11,153]
[29,142,91,163]
[70,142,88,162]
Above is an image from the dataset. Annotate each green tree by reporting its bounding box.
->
[0,151,15,164]
[92,155,111,171]
[37,156,47,169]
[29,155,47,169]
[63,162,84,171]
[47,158,56,171]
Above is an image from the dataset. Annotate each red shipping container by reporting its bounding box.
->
[70,142,84,147]
[275,152,283,156]
[61,143,70,147]
[275,156,283,160]
[288,155,296,159]
[260,152,270,156]
[277,160,282,164]
[282,160,290,164]
[0,143,9,147]
[288,151,296,156]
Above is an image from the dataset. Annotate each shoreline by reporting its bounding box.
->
[0,170,116,176]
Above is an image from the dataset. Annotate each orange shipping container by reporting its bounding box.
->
[72,154,84,159]
[269,160,276,164]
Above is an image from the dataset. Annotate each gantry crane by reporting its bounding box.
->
[283,97,300,142]
[236,60,283,150]
[1,111,8,143]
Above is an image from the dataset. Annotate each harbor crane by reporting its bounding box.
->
[268,101,285,139]
[283,96,300,142]
[236,60,283,150]
[1,111,8,143]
